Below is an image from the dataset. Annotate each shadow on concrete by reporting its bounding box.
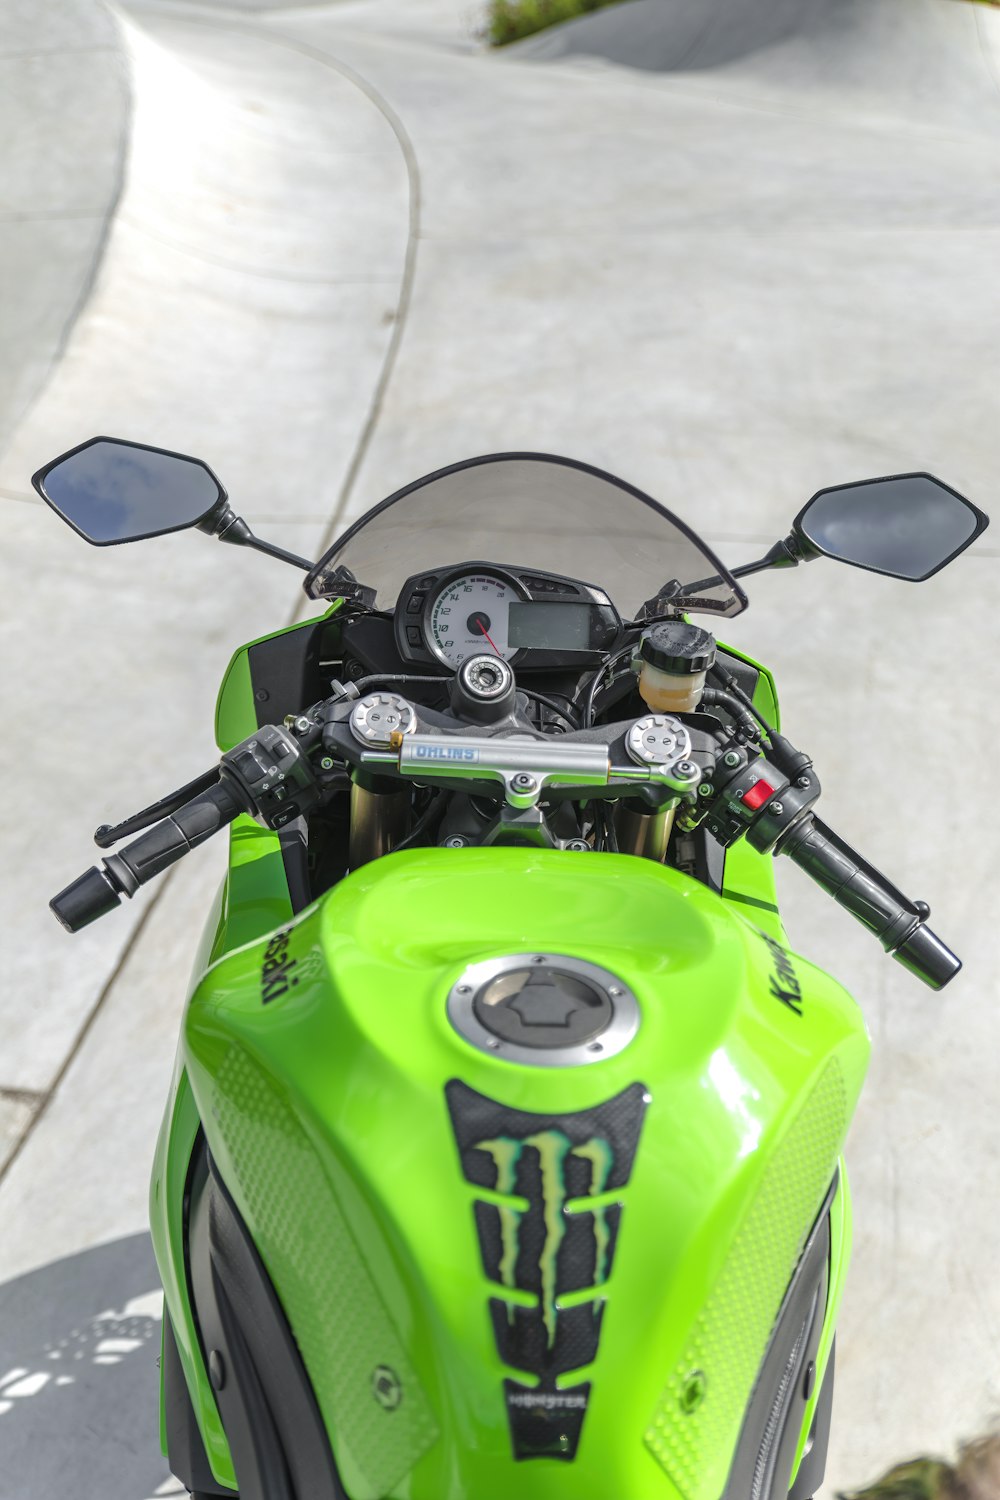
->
[514,0,809,71]
[512,0,1000,135]
[0,1234,181,1500]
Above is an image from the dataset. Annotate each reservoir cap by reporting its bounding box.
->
[640,622,716,675]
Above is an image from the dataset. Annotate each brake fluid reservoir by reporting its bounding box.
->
[636,622,716,713]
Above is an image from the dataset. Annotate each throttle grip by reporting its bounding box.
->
[50,780,243,933]
[779,812,960,990]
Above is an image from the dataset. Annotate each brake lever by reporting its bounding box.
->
[94,766,222,849]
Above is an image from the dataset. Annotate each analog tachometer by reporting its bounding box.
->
[427,572,523,668]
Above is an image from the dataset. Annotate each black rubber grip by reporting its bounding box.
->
[51,781,243,934]
[105,781,242,892]
[780,813,961,990]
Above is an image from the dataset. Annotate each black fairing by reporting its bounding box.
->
[163,1304,234,1497]
[181,1144,348,1500]
[721,1178,837,1500]
[246,616,341,913]
[788,1342,836,1500]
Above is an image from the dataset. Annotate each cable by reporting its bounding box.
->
[707,664,774,736]
[390,791,446,852]
[519,689,580,731]
[582,647,635,728]
[699,688,762,744]
[351,673,446,694]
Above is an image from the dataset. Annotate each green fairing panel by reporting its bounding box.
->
[150,1056,238,1490]
[151,605,344,1489]
[789,1159,851,1485]
[181,845,868,1500]
[211,604,346,962]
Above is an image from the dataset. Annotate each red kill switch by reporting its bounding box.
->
[741,779,775,810]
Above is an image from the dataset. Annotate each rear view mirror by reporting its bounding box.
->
[32,436,226,546]
[793,472,988,581]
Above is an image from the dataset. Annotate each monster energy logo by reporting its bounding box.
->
[446,1079,648,1462]
[473,1131,614,1348]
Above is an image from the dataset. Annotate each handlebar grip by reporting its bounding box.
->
[50,781,244,934]
[779,813,961,990]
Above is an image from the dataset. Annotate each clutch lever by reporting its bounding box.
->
[94,766,222,848]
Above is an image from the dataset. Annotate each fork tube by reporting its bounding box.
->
[349,775,411,868]
[614,800,675,861]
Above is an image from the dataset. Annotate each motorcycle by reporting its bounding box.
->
[34,438,989,1500]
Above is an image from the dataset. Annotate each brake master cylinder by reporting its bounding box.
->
[636,622,716,713]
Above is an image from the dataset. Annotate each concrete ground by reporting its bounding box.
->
[1,0,999,1495]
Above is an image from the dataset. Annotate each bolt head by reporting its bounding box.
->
[208,1350,226,1391]
[723,750,741,768]
[679,1369,706,1414]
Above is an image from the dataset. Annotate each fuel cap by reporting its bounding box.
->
[447,954,639,1067]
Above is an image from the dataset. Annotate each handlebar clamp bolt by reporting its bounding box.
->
[512,773,537,792]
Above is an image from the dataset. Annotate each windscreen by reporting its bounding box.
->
[305,454,746,619]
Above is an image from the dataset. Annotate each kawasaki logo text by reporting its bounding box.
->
[261,926,299,1005]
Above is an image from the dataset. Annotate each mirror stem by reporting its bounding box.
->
[199,505,315,572]
[730,532,819,581]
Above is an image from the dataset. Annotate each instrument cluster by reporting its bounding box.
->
[393,561,623,672]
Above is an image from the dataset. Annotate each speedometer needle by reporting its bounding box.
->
[475,620,503,657]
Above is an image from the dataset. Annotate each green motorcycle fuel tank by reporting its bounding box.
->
[33,442,985,1500]
[169,840,867,1500]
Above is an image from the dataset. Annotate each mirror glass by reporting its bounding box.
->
[33,437,225,545]
[795,473,985,581]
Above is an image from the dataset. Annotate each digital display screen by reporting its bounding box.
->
[507,601,595,651]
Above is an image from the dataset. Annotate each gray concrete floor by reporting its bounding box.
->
[1,0,999,1495]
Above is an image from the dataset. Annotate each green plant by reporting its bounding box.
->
[840,1434,1000,1500]
[487,0,630,47]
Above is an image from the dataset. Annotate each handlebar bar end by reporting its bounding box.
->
[50,866,122,933]
[892,923,962,991]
